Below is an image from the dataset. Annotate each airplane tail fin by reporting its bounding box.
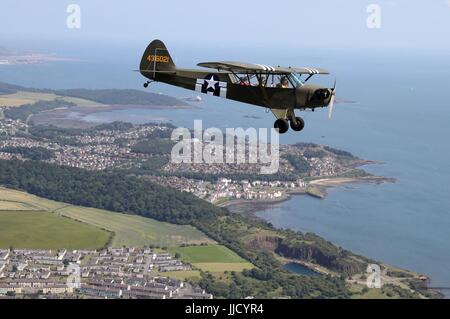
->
[140,40,176,78]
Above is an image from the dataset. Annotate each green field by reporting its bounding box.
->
[0,187,68,211]
[0,200,37,210]
[170,244,254,273]
[0,91,57,107]
[170,244,246,263]
[0,187,213,248]
[57,206,214,248]
[0,210,110,250]
[0,188,252,273]
[0,90,104,107]
[349,286,402,299]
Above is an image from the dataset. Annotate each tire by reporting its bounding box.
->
[274,119,289,134]
[290,117,305,132]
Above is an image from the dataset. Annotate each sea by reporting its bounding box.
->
[1,43,450,295]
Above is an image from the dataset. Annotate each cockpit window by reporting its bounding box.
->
[229,72,304,88]
[288,73,304,87]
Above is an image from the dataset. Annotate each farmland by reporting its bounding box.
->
[170,244,254,273]
[56,206,214,248]
[0,210,111,249]
[0,187,213,248]
[0,91,103,107]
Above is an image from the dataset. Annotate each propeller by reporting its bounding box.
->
[328,79,337,119]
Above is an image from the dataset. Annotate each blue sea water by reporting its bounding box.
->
[1,44,450,294]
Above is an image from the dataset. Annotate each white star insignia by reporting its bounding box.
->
[205,75,218,90]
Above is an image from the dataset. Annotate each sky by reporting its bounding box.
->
[1,0,450,53]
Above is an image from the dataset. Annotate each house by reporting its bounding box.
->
[80,284,120,299]
[0,251,9,261]
[0,261,7,272]
[57,250,67,261]
[42,285,74,295]
[0,285,22,295]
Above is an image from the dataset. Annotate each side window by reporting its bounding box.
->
[288,73,304,87]
[229,73,240,84]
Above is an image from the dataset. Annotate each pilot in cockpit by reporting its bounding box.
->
[259,75,267,87]
[277,76,289,89]
[239,76,251,86]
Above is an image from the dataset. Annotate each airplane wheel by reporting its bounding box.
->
[143,82,149,88]
[290,117,305,132]
[274,119,289,134]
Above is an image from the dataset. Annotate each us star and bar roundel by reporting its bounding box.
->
[195,74,227,98]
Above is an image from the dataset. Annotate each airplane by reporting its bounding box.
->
[139,39,336,134]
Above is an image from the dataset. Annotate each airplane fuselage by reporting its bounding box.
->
[139,39,335,134]
[145,69,331,110]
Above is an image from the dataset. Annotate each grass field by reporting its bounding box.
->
[170,244,253,273]
[0,210,110,249]
[0,187,66,211]
[349,286,400,299]
[57,206,214,248]
[0,200,37,210]
[0,91,56,107]
[0,90,103,107]
[0,187,213,248]
[61,96,104,107]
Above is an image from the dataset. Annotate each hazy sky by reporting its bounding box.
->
[1,0,450,52]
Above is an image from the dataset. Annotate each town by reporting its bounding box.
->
[147,175,305,203]
[0,117,368,204]
[0,247,212,299]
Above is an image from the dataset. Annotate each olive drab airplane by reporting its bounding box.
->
[139,39,336,134]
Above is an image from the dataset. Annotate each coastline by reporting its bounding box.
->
[30,103,197,128]
[220,176,442,298]
[221,175,396,215]
[1,87,439,297]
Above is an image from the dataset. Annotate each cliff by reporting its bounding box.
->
[246,233,367,275]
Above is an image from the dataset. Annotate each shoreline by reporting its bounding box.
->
[30,103,197,128]
[221,175,395,215]
[221,176,442,298]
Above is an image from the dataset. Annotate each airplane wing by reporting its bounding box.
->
[289,67,329,75]
[198,61,329,75]
[198,61,282,73]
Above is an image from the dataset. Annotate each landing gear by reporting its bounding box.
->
[290,116,305,132]
[143,81,152,88]
[271,108,305,134]
[274,119,289,134]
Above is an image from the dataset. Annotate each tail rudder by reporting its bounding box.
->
[140,39,176,78]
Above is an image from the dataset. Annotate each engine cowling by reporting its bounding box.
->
[312,88,331,101]
[295,85,332,109]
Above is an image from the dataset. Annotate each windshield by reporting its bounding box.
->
[288,73,304,87]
